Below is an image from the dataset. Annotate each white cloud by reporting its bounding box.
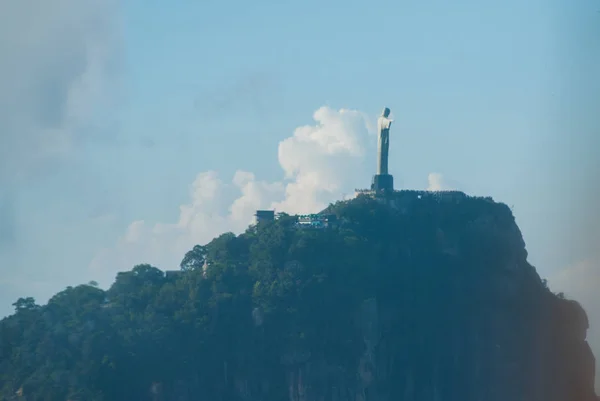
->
[274,107,371,213]
[89,107,374,283]
[549,260,600,391]
[425,172,467,192]
[230,171,285,223]
[427,173,450,191]
[89,106,455,290]
[0,0,121,182]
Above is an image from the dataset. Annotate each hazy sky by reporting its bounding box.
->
[0,0,598,386]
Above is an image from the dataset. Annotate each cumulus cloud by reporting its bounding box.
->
[89,107,374,283]
[549,260,600,390]
[89,106,456,288]
[0,0,121,182]
[425,172,466,192]
[426,173,449,191]
[274,107,371,213]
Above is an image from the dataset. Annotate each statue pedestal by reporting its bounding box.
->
[371,174,394,192]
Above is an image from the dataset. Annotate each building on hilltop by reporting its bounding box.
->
[253,210,338,230]
[294,214,337,229]
[255,210,275,224]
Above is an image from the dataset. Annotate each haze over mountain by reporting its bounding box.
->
[1,194,597,400]
[0,0,598,390]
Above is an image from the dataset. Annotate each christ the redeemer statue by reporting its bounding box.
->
[377,107,393,175]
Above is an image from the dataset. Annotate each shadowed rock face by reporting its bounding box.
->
[270,193,597,401]
[1,192,597,401]
[205,193,597,401]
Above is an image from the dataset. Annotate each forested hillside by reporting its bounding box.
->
[0,194,597,401]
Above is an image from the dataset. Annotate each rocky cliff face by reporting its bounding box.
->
[2,192,596,401]
[250,192,598,401]
[152,193,596,401]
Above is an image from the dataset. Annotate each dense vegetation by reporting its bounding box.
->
[0,194,597,401]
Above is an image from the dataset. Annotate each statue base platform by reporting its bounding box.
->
[371,174,394,192]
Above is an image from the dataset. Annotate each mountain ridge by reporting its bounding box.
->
[0,193,597,401]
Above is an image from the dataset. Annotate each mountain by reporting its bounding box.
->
[0,191,597,401]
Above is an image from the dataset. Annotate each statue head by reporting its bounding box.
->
[381,107,390,118]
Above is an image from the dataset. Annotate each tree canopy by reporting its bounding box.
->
[0,195,595,401]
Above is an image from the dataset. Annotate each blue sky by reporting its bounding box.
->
[0,0,598,383]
